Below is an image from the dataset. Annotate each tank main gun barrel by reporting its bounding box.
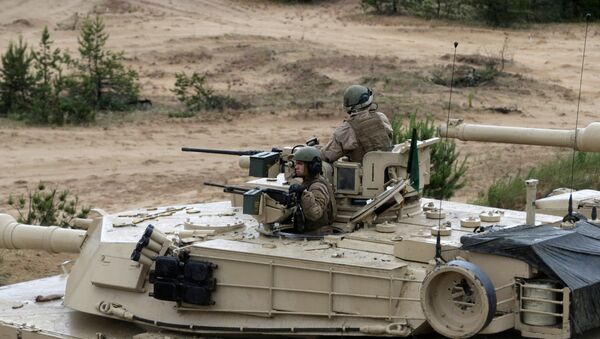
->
[0,214,86,253]
[439,120,600,152]
[181,147,282,156]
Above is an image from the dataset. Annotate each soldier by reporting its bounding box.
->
[288,147,335,232]
[321,85,393,163]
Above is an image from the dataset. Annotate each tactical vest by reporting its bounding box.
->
[302,177,336,232]
[347,110,392,162]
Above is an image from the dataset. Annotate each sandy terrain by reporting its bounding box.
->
[0,0,599,285]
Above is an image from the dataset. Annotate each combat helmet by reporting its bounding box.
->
[343,85,373,113]
[293,146,322,177]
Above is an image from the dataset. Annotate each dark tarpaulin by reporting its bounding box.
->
[460,221,600,334]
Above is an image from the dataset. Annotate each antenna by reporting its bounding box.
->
[435,41,459,263]
[566,13,591,223]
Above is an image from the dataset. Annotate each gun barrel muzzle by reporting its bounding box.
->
[440,120,600,152]
[0,214,86,253]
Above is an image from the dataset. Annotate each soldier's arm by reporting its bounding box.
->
[320,124,357,163]
[377,112,393,138]
[300,184,329,221]
[320,138,344,163]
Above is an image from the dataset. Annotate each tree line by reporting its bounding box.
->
[0,17,138,124]
[361,0,599,26]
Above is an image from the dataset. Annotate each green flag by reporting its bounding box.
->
[406,128,420,191]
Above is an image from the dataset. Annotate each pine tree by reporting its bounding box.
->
[0,38,34,116]
[392,113,468,199]
[76,16,138,112]
[30,26,70,124]
[78,16,107,110]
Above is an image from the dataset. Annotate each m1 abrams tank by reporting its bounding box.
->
[2,120,600,339]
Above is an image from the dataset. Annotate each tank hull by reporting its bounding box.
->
[4,200,600,338]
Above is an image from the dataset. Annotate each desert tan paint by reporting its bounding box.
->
[440,120,600,152]
[0,213,85,253]
[1,120,599,339]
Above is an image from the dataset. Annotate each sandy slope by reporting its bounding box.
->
[1,0,599,93]
[0,0,599,284]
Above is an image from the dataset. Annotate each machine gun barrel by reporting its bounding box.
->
[439,120,600,152]
[0,214,86,253]
[182,147,282,156]
[204,182,293,207]
[204,182,250,194]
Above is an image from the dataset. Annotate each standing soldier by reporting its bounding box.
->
[288,147,335,232]
[321,85,393,163]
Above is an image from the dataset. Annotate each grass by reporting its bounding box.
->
[475,152,600,210]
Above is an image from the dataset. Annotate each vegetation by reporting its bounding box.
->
[7,182,90,227]
[476,152,600,210]
[431,63,498,87]
[30,27,71,124]
[361,0,600,26]
[0,38,34,117]
[392,113,468,199]
[171,72,242,114]
[0,17,139,125]
[432,35,510,88]
[76,16,138,112]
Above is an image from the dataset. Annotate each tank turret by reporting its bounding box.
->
[440,119,600,152]
[0,213,86,253]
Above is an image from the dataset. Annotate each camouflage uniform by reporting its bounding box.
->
[299,176,335,231]
[321,109,393,163]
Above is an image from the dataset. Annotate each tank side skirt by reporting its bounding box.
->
[178,252,425,321]
[132,314,362,333]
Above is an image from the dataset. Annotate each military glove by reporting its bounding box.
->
[289,183,305,196]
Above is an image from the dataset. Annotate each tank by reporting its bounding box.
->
[2,120,600,339]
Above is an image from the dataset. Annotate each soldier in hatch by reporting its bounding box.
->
[320,85,393,163]
[288,147,335,232]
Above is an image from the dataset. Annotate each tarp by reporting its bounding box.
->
[460,221,600,334]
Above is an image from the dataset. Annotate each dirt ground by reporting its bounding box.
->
[1,0,599,285]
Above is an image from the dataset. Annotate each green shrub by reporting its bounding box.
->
[7,182,90,227]
[361,0,401,14]
[431,63,498,87]
[476,152,600,210]
[60,76,95,124]
[171,72,242,113]
[392,113,468,199]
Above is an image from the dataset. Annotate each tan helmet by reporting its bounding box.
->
[293,146,322,177]
[293,146,321,162]
[343,85,373,113]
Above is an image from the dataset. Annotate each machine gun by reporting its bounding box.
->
[183,138,320,180]
[205,182,301,227]
[181,147,283,156]
[204,182,296,208]
[183,147,289,178]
